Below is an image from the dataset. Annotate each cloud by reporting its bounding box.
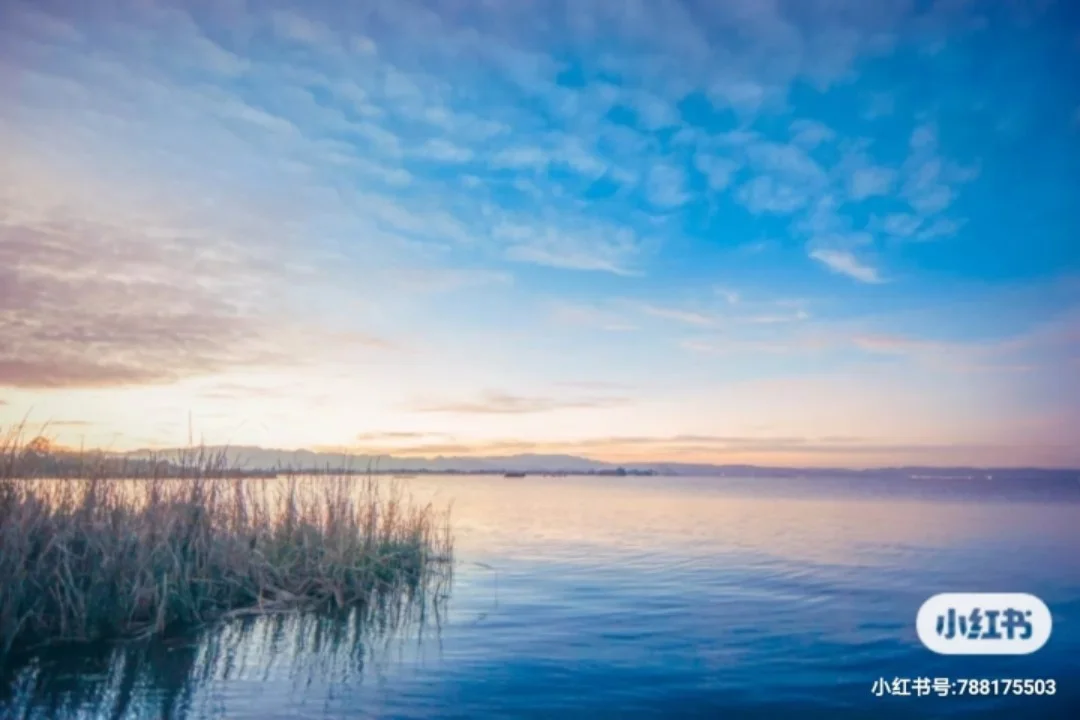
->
[639,303,719,328]
[878,212,922,238]
[354,431,452,442]
[850,306,1080,375]
[645,163,691,208]
[373,191,473,236]
[189,34,250,77]
[415,391,631,414]
[737,176,812,214]
[495,222,644,275]
[0,0,1043,432]
[732,138,831,214]
[351,36,378,56]
[492,146,549,171]
[488,134,611,180]
[900,123,980,218]
[548,302,637,332]
[715,287,741,305]
[808,249,884,284]
[743,309,810,324]
[0,215,267,388]
[269,9,337,48]
[904,163,954,214]
[388,268,513,293]
[916,217,966,242]
[694,153,740,192]
[0,136,395,390]
[789,119,835,149]
[708,79,769,116]
[853,334,951,355]
[6,5,82,42]
[554,138,609,179]
[627,90,680,130]
[555,380,634,392]
[679,333,827,357]
[852,335,1035,375]
[848,166,896,200]
[323,432,1075,467]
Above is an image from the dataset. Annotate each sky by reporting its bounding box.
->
[1,0,1078,468]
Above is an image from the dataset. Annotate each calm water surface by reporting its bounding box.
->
[3,474,1080,719]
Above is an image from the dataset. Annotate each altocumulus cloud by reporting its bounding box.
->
[0,149,390,390]
[415,391,632,414]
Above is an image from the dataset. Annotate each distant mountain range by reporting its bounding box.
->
[118,445,1080,481]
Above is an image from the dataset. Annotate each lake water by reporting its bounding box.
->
[3,474,1080,719]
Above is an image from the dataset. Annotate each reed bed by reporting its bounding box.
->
[0,435,453,656]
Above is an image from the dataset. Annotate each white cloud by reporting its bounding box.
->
[495,222,644,275]
[422,106,509,140]
[555,138,608,178]
[880,213,922,238]
[8,4,83,42]
[744,309,810,324]
[916,216,966,241]
[849,166,896,200]
[903,158,952,213]
[363,195,473,245]
[737,176,810,214]
[352,121,403,156]
[189,35,249,77]
[748,142,826,185]
[694,153,740,191]
[645,163,691,208]
[344,158,413,186]
[875,211,962,243]
[639,303,718,327]
[898,122,979,221]
[492,146,550,171]
[351,35,378,56]
[548,301,637,332]
[709,79,768,116]
[212,97,298,137]
[418,138,474,163]
[910,123,938,151]
[734,139,829,214]
[323,79,382,118]
[790,119,835,149]
[715,286,741,305]
[629,90,681,130]
[388,268,512,293]
[809,249,884,284]
[269,9,335,47]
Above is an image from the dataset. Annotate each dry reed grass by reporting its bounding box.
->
[0,431,453,655]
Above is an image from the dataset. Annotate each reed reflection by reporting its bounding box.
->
[1,575,450,720]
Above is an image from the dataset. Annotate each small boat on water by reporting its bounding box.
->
[503,471,526,478]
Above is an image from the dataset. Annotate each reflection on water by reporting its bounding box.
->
[2,585,448,719]
[3,475,1080,718]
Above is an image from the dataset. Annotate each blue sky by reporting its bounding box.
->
[1,0,1078,466]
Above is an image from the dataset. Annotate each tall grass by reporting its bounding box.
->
[0,433,453,656]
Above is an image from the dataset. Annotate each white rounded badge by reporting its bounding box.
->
[916,593,1052,655]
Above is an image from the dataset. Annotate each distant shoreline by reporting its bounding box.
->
[9,439,1078,482]
[153,467,1080,482]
